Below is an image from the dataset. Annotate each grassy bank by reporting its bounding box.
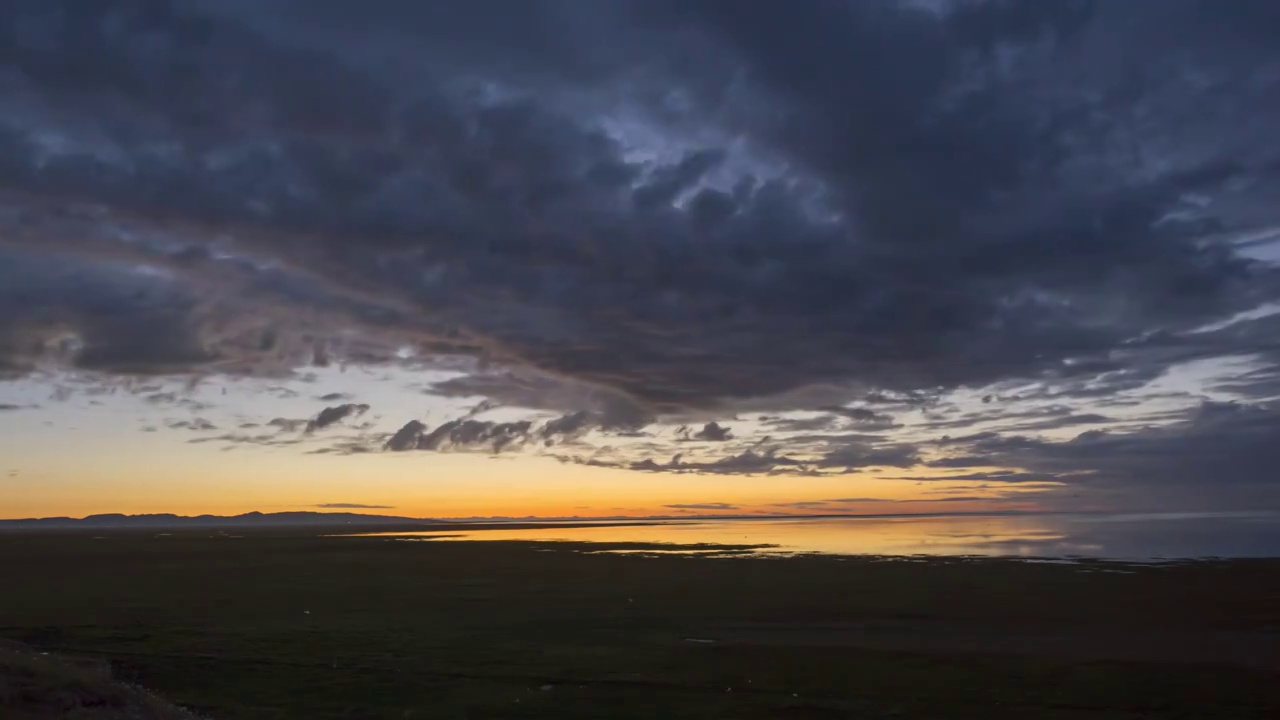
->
[0,639,201,720]
[1,530,1277,718]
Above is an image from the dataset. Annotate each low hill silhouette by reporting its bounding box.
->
[0,511,432,530]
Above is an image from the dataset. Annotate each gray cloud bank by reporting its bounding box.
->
[3,1,1280,507]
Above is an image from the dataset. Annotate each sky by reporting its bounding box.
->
[2,0,1280,520]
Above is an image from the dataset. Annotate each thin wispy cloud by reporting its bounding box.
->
[663,503,740,511]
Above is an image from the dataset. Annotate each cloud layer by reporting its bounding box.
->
[3,1,1280,508]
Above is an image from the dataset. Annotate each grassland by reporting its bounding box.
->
[0,639,201,719]
[1,529,1278,719]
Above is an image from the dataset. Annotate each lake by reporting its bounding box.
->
[353,511,1280,560]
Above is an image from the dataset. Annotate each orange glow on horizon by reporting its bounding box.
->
[0,373,1061,522]
[2,457,1049,521]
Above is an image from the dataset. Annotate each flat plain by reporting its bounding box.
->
[2,528,1278,719]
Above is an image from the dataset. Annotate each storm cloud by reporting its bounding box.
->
[923,401,1280,510]
[2,1,1280,500]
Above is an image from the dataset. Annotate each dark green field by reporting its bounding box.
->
[2,529,1278,719]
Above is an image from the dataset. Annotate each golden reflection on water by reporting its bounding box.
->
[353,515,1081,557]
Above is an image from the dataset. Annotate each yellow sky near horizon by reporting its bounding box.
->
[0,439,1044,519]
[0,371,1061,520]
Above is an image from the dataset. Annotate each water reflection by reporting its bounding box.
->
[351,511,1280,560]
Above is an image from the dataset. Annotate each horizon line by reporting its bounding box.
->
[1,508,1133,524]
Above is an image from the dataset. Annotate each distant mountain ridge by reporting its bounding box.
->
[0,511,432,529]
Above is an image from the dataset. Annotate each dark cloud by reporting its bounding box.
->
[166,417,217,431]
[314,503,395,509]
[691,422,732,442]
[402,418,534,453]
[915,403,1104,433]
[821,406,901,430]
[382,407,617,454]
[881,471,1052,484]
[539,410,594,441]
[2,0,1280,489]
[760,415,837,433]
[817,443,921,472]
[267,417,308,432]
[2,0,1276,395]
[622,449,801,476]
[306,403,370,432]
[140,390,212,412]
[588,433,921,476]
[316,392,352,402]
[307,440,375,456]
[0,251,216,377]
[913,406,1116,435]
[420,418,527,452]
[927,450,1001,465]
[427,372,652,432]
[996,412,1113,433]
[384,420,427,452]
[809,495,1027,507]
[188,431,302,449]
[929,401,1280,510]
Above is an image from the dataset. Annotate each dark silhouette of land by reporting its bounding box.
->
[0,511,428,530]
[2,528,1277,719]
[0,511,674,534]
[0,508,1056,531]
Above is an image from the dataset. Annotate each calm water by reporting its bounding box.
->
[353,512,1280,560]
